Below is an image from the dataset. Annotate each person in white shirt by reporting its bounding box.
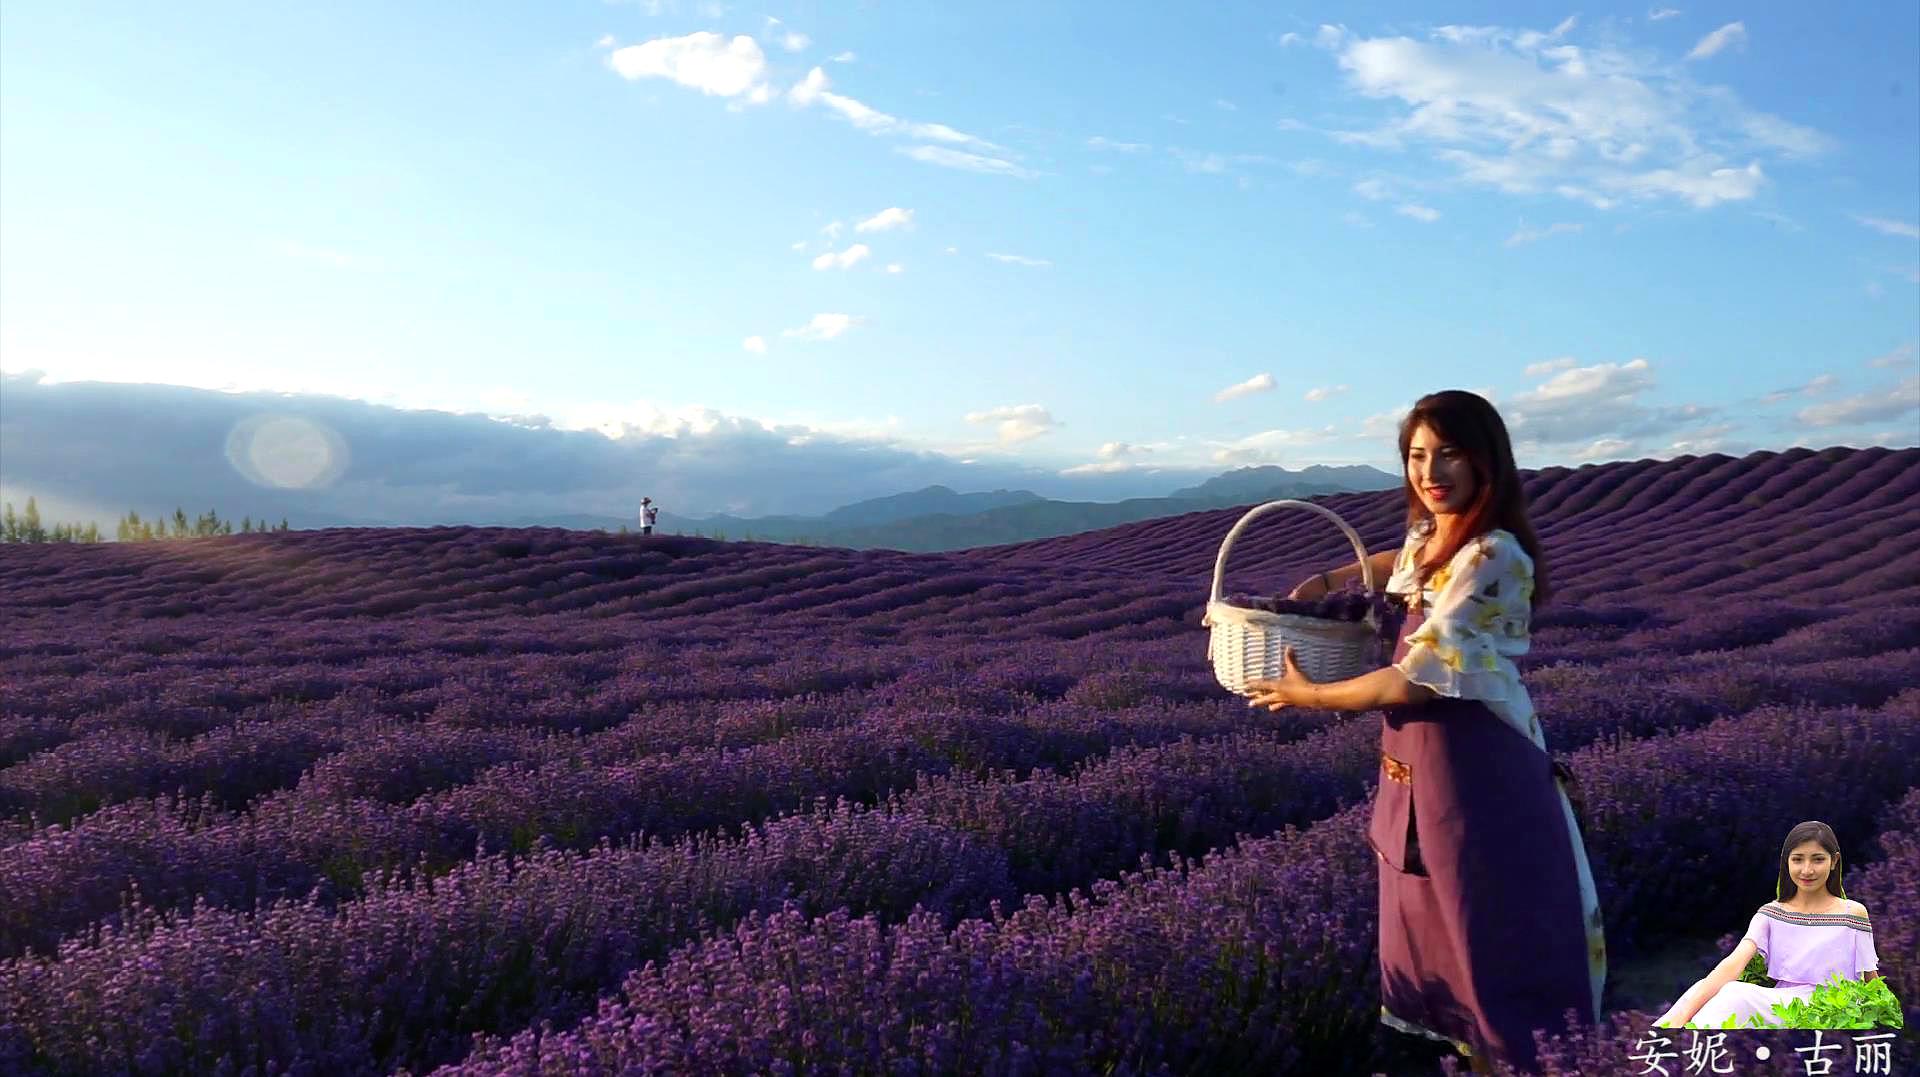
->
[641,498,658,535]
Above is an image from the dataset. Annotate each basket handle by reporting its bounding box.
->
[1206,499,1377,608]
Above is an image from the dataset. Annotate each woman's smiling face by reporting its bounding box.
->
[1788,840,1834,892]
[1406,424,1476,516]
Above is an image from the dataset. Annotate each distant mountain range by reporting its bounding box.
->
[501,464,1404,553]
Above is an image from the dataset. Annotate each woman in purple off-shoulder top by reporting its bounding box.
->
[1656,821,1884,1029]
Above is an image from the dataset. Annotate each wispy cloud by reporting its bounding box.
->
[1304,384,1350,402]
[1852,214,1920,239]
[1396,203,1440,222]
[1213,373,1276,403]
[1505,221,1583,246]
[1315,18,1825,211]
[1524,356,1578,377]
[1087,135,1151,153]
[1686,21,1746,61]
[1757,373,1835,403]
[781,313,863,341]
[1868,343,1917,368]
[811,244,870,270]
[742,335,767,354]
[831,51,856,63]
[985,252,1051,267]
[1207,424,1343,466]
[1647,7,1683,20]
[856,207,914,232]
[963,403,1060,445]
[787,66,998,151]
[1795,374,1920,427]
[1168,148,1274,175]
[898,145,1037,178]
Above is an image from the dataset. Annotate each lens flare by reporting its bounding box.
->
[224,414,350,490]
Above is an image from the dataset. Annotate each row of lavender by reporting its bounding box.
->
[4,696,1911,1075]
[7,622,1917,962]
[8,597,1913,830]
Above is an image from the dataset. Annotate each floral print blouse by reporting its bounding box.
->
[1385,519,1541,744]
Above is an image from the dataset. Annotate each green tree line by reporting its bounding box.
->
[0,498,289,543]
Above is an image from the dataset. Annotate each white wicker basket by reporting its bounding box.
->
[1202,499,1383,697]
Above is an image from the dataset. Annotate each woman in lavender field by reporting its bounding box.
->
[1244,390,1604,1074]
[1655,821,1882,1030]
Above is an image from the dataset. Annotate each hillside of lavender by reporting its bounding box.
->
[1,444,1917,1076]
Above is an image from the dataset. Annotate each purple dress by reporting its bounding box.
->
[1663,903,1880,1029]
[1370,602,1599,1071]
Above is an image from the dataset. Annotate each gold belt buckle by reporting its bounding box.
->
[1381,750,1412,785]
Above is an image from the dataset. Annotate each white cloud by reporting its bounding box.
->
[1757,373,1835,403]
[1499,357,1726,453]
[1852,215,1920,239]
[1322,19,1824,211]
[1353,178,1391,200]
[1524,356,1578,377]
[885,263,904,274]
[831,51,856,63]
[820,219,844,239]
[1088,136,1151,153]
[855,207,915,232]
[1279,32,1304,47]
[1304,383,1350,402]
[1795,374,1920,427]
[789,240,806,251]
[1396,203,1440,222]
[1868,343,1917,369]
[1169,149,1274,175]
[900,144,1036,178]
[1568,437,1634,463]
[1685,21,1746,61]
[1648,8,1683,21]
[1208,424,1343,466]
[1215,98,1239,111]
[1213,373,1276,403]
[781,32,810,53]
[1288,158,1333,177]
[1866,280,1887,300]
[985,252,1050,267]
[811,244,871,270]
[785,65,1001,153]
[609,32,771,100]
[1059,441,1156,476]
[595,34,617,49]
[963,403,1060,445]
[1505,221,1584,246]
[742,335,767,354]
[781,313,862,341]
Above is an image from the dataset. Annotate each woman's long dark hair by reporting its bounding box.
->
[1775,821,1847,905]
[1398,391,1552,611]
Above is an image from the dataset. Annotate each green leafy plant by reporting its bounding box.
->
[1680,973,1903,1030]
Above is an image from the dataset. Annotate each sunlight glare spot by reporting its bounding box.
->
[224,414,350,489]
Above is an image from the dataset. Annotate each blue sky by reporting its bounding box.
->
[1,1,1917,521]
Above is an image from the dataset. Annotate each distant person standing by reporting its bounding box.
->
[640,498,658,535]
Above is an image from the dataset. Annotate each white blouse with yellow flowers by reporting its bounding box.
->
[1385,517,1542,749]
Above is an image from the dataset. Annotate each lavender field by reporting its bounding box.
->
[2,444,1917,1076]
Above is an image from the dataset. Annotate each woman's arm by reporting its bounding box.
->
[1659,939,1760,1027]
[1294,549,1400,598]
[1248,664,1439,711]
